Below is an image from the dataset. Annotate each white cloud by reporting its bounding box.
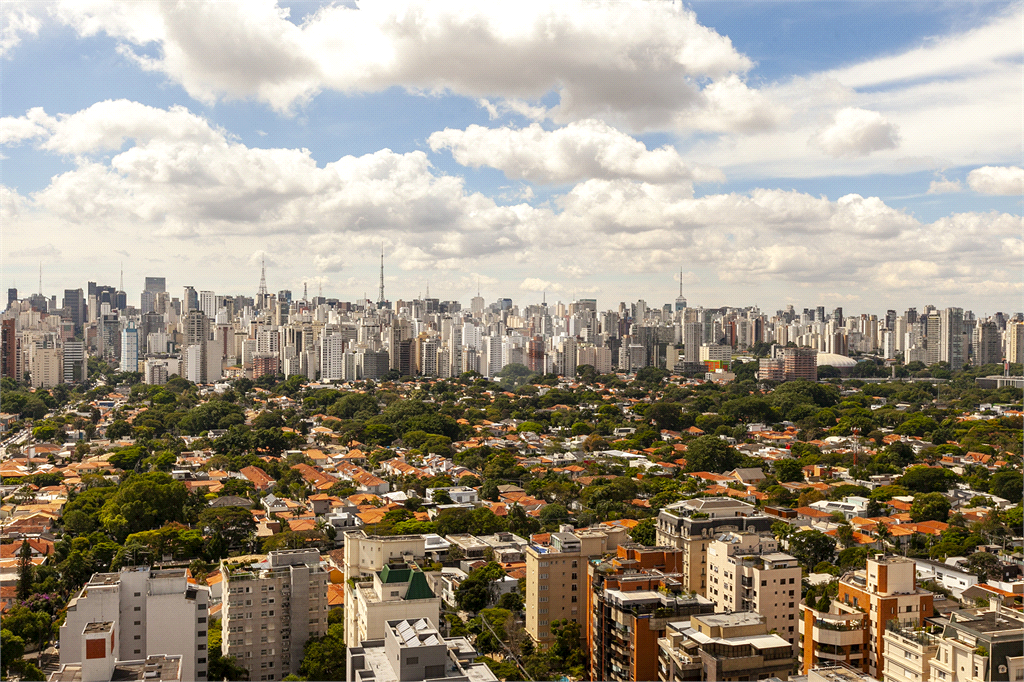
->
[0,107,55,145]
[52,0,759,132]
[428,120,723,185]
[810,108,900,158]
[9,243,61,259]
[1,1,43,57]
[520,278,562,293]
[967,166,1024,195]
[3,100,1021,306]
[927,177,962,194]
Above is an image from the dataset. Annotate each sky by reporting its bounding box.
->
[1,0,1022,316]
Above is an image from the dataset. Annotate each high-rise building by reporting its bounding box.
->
[63,288,85,332]
[835,556,935,679]
[658,612,795,682]
[525,526,629,648]
[1007,321,1024,364]
[60,568,210,681]
[120,322,139,373]
[974,321,1002,366]
[144,277,166,293]
[7,287,17,310]
[220,549,329,680]
[1,319,17,380]
[587,544,715,682]
[683,322,702,363]
[655,498,775,596]
[799,600,870,674]
[939,307,965,370]
[63,341,86,383]
[706,532,802,652]
[783,347,818,381]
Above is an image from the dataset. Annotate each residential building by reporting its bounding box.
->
[62,340,86,383]
[525,526,629,648]
[220,549,330,680]
[588,544,716,682]
[799,602,870,674]
[657,611,795,682]
[784,347,818,381]
[60,568,210,681]
[50,624,183,682]
[835,556,935,678]
[346,617,497,682]
[655,498,775,596]
[881,620,940,682]
[121,322,139,373]
[706,532,802,651]
[926,604,1024,682]
[344,562,441,649]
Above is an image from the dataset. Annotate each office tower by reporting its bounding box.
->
[706,532,802,652]
[655,498,775,596]
[120,323,139,373]
[835,556,934,679]
[60,568,210,681]
[525,526,629,648]
[885,309,897,329]
[63,341,86,383]
[832,307,844,327]
[199,290,217,319]
[144,277,166,293]
[587,544,715,682]
[183,286,199,312]
[7,287,16,309]
[183,310,210,383]
[63,288,85,331]
[221,550,329,680]
[683,322,702,363]
[925,312,942,365]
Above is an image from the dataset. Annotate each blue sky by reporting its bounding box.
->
[2,1,1021,313]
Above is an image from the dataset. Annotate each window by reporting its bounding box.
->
[761,580,767,586]
[134,592,141,597]
[199,631,206,637]
[134,621,141,626]
[134,606,141,611]
[199,644,206,651]
[407,657,419,665]
[198,658,206,664]
[198,617,206,624]
[906,606,913,612]
[539,574,548,580]
[571,596,577,603]
[571,573,578,580]
[134,649,141,654]
[134,635,141,640]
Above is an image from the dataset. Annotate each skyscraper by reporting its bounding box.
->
[144,277,166,293]
[62,288,85,332]
[120,322,139,373]
[939,307,965,370]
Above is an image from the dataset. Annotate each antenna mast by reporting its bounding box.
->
[376,244,386,308]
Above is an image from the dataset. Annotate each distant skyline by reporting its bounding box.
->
[2,1,1021,312]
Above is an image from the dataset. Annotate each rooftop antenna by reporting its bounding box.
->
[119,262,124,293]
[303,281,308,301]
[258,256,268,299]
[679,268,683,297]
[426,281,430,299]
[477,277,480,297]
[319,280,323,298]
[38,262,42,296]
[377,244,385,308]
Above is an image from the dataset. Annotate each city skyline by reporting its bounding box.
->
[2,1,1022,311]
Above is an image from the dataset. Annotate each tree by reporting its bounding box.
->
[199,506,258,558]
[297,632,346,681]
[989,470,1023,504]
[773,458,805,483]
[629,518,656,546]
[1,629,25,676]
[0,605,52,650]
[836,524,855,549]
[538,503,569,526]
[900,466,959,494]
[788,530,837,571]
[910,493,951,522]
[16,540,32,601]
[98,472,188,541]
[684,435,738,473]
[967,552,1003,581]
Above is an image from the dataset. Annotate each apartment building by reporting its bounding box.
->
[220,549,330,681]
[345,561,442,649]
[925,604,1024,682]
[655,498,775,596]
[835,556,935,679]
[657,611,795,682]
[525,526,628,647]
[882,620,940,682]
[588,544,715,682]
[346,617,498,682]
[799,602,870,674]
[706,532,802,652]
[51,620,184,682]
[60,568,210,681]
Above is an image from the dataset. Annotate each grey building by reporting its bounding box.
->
[347,618,497,682]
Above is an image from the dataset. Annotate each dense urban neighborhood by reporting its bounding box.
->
[0,343,1021,681]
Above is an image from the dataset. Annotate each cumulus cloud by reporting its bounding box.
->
[2,100,1021,304]
[520,278,562,293]
[967,166,1024,195]
[1,1,43,57]
[9,243,61,258]
[810,108,900,158]
[927,177,962,194]
[0,107,55,145]
[52,0,760,131]
[428,120,723,185]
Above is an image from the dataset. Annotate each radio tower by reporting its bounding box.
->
[257,257,268,309]
[376,245,386,309]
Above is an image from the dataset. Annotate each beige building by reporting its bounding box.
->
[525,526,628,648]
[798,602,869,674]
[345,562,441,649]
[220,549,330,681]
[706,532,802,652]
[30,344,61,388]
[925,604,1024,682]
[835,556,935,679]
[656,498,775,596]
[882,621,940,682]
[657,611,794,682]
